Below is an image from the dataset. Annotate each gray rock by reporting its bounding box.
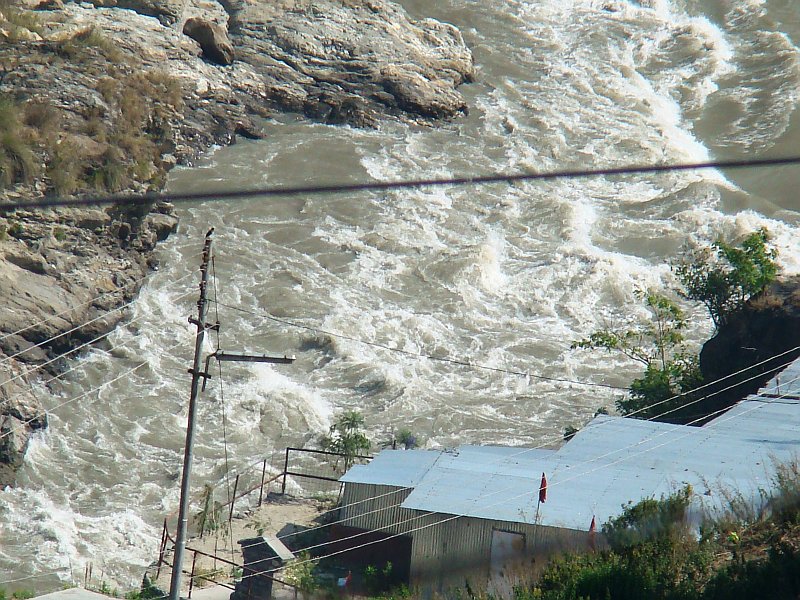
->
[145,212,178,241]
[183,17,235,66]
[0,364,47,488]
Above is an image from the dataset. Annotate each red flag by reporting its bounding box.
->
[589,515,596,550]
[538,472,547,504]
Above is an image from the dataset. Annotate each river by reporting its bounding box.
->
[2,0,799,592]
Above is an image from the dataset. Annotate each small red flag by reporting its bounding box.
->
[538,472,547,504]
[589,515,596,549]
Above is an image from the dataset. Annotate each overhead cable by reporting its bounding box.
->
[211,300,627,390]
[1,155,798,211]
[0,270,197,370]
[234,371,800,581]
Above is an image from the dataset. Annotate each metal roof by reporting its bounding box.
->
[344,358,800,532]
[339,449,441,488]
[35,590,112,600]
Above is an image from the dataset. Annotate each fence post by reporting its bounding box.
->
[228,474,240,524]
[188,551,198,599]
[281,448,290,495]
[156,518,168,578]
[258,458,268,506]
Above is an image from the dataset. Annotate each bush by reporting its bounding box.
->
[529,488,713,600]
[674,228,778,328]
[0,96,37,188]
[572,292,703,422]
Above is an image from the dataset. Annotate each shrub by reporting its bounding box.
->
[674,228,779,328]
[320,410,371,472]
[572,292,703,422]
[0,96,37,188]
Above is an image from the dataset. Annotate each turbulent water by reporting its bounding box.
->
[3,0,800,592]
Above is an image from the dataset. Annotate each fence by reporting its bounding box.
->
[155,445,373,594]
[156,520,299,600]
[280,447,372,497]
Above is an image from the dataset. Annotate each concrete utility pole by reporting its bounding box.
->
[169,231,296,600]
[169,230,214,600]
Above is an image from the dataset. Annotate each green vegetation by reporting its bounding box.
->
[674,228,779,329]
[571,228,778,424]
[320,410,371,472]
[56,26,123,63]
[514,468,800,600]
[195,483,224,537]
[0,591,35,600]
[123,576,162,600]
[364,561,395,595]
[572,292,702,422]
[283,551,319,598]
[0,10,183,202]
[0,0,42,43]
[0,95,37,187]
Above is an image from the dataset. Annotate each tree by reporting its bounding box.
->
[320,410,371,472]
[674,227,779,328]
[572,292,702,422]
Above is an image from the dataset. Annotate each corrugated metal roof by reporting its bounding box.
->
[35,590,112,600]
[344,358,800,533]
[339,449,441,487]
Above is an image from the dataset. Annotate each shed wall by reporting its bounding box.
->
[340,482,414,534]
[408,512,595,597]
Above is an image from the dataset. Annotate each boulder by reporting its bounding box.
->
[183,17,235,66]
[145,212,178,241]
[230,0,474,123]
[0,363,47,488]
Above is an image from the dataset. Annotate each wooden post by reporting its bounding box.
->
[258,458,268,506]
[281,448,290,494]
[188,551,198,599]
[228,474,240,524]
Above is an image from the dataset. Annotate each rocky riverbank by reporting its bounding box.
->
[0,0,475,485]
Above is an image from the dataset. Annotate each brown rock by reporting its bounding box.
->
[183,17,235,66]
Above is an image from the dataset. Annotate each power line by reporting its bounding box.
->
[236,351,800,560]
[0,284,198,390]
[0,269,159,344]
[0,327,197,441]
[0,270,198,370]
[1,155,798,212]
[242,343,800,557]
[232,371,800,583]
[211,300,627,390]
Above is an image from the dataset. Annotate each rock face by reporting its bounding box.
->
[698,276,800,419]
[0,0,474,484]
[0,205,178,486]
[229,0,474,125]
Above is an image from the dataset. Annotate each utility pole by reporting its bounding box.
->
[169,230,214,600]
[169,231,296,600]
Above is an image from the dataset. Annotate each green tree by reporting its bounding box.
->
[320,410,371,472]
[572,292,702,421]
[674,228,779,329]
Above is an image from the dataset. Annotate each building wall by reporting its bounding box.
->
[408,512,596,597]
[340,483,415,534]
[341,482,598,597]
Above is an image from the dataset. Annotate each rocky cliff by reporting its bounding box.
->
[0,0,475,485]
[698,276,800,420]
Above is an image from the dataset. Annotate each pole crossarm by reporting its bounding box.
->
[202,351,296,391]
[213,350,296,364]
